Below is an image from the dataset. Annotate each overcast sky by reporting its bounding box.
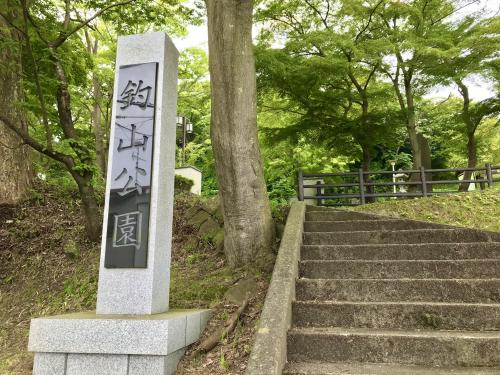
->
[172,0,500,100]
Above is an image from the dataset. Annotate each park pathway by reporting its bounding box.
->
[283,206,500,374]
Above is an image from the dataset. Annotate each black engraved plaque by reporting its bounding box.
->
[104,62,158,268]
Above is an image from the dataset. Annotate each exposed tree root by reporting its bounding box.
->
[192,298,250,356]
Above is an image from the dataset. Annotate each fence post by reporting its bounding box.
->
[358,169,366,205]
[486,163,493,188]
[315,180,322,206]
[298,170,304,201]
[420,166,428,197]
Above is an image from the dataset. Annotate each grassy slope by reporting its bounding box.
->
[0,185,268,375]
[352,188,500,232]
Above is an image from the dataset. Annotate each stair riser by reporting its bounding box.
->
[306,212,383,221]
[303,230,499,245]
[292,302,500,331]
[300,260,500,279]
[283,362,500,375]
[296,279,500,303]
[304,221,442,232]
[301,244,500,260]
[287,331,500,367]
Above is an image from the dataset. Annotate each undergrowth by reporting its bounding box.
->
[0,184,250,374]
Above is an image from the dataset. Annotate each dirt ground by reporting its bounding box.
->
[0,184,272,374]
[176,283,268,375]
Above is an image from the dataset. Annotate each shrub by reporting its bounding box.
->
[175,174,194,194]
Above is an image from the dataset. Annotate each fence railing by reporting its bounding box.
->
[298,164,500,206]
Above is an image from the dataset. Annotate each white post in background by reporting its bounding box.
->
[390,160,396,195]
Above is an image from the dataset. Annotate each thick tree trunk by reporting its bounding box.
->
[402,73,426,193]
[405,85,422,170]
[459,133,477,192]
[360,143,375,203]
[0,6,32,204]
[84,34,107,177]
[456,80,477,192]
[72,171,101,241]
[92,73,107,177]
[206,0,275,267]
[419,134,433,193]
[390,64,423,188]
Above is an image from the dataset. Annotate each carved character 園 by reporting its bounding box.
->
[113,211,142,248]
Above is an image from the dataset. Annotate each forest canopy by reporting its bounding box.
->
[0,0,499,236]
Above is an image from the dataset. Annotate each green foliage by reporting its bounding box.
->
[255,0,411,180]
[174,174,194,193]
[1,0,499,236]
[175,47,218,195]
[219,350,229,370]
[252,0,499,205]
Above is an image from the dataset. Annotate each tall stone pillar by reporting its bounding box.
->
[28,32,210,375]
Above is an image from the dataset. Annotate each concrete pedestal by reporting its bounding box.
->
[29,310,210,375]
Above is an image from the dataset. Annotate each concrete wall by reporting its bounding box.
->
[245,202,306,375]
[175,167,202,195]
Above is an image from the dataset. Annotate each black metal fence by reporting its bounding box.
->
[298,164,500,206]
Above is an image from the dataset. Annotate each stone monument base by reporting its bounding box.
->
[28,309,210,375]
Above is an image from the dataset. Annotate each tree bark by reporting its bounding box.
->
[206,0,275,267]
[92,74,107,177]
[458,133,478,191]
[71,171,101,241]
[418,133,433,193]
[84,32,107,177]
[390,60,423,174]
[390,62,425,192]
[0,4,32,204]
[456,80,477,192]
[404,75,422,171]
[360,143,375,203]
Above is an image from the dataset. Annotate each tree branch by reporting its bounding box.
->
[0,115,71,165]
[20,1,53,151]
[63,0,71,31]
[21,0,50,45]
[267,15,305,35]
[50,0,135,48]
[0,11,27,37]
[363,64,379,90]
[355,0,385,42]
[304,0,329,29]
[431,0,480,26]
[260,104,306,116]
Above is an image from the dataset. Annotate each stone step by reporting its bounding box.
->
[306,205,339,212]
[303,229,500,245]
[292,301,500,331]
[299,259,500,279]
[295,278,500,303]
[301,243,500,261]
[283,361,500,375]
[287,327,500,367]
[306,211,384,222]
[304,220,443,232]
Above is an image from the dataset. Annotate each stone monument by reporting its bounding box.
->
[28,32,210,375]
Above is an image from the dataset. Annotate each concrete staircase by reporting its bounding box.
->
[283,206,500,374]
